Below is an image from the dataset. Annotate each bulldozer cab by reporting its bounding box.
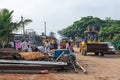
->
[84,30,99,43]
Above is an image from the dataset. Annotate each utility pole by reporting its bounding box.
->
[44,21,46,36]
[21,16,25,35]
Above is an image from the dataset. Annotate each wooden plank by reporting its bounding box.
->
[76,62,87,73]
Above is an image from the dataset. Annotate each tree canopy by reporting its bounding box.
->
[58,16,120,43]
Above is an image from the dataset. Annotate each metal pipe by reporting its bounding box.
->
[0,60,67,66]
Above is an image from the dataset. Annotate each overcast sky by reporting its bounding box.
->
[0,0,120,36]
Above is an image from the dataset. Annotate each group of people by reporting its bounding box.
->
[8,38,76,56]
[41,39,58,54]
[8,38,59,54]
[8,40,32,52]
[65,39,76,61]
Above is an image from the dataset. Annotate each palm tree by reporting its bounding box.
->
[0,8,32,47]
[0,9,14,44]
[20,16,32,35]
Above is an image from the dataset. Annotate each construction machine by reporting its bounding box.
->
[80,27,108,56]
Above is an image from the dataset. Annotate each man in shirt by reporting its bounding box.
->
[44,39,50,54]
[21,40,28,52]
[9,40,14,48]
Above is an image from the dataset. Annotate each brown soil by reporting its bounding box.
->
[0,48,120,80]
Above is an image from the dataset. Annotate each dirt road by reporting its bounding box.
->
[0,48,120,80]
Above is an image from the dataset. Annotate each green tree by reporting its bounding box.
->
[0,9,32,47]
[60,16,106,39]
[59,16,120,44]
[99,24,120,42]
[20,16,32,35]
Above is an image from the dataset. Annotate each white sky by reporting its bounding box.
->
[0,0,120,36]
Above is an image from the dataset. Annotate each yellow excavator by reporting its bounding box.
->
[80,27,108,56]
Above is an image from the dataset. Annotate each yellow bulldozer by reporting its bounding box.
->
[80,27,108,56]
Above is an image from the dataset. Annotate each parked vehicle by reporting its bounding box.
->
[101,42,115,54]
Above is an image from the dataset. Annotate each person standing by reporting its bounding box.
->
[66,41,69,49]
[27,40,31,47]
[21,40,28,52]
[69,41,74,51]
[44,39,50,54]
[54,40,58,49]
[15,41,21,50]
[28,45,32,52]
[2,41,5,48]
[9,40,14,48]
[37,46,45,53]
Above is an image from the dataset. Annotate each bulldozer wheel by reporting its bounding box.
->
[100,52,104,56]
[79,49,80,52]
[80,49,83,55]
[95,52,99,56]
[81,51,84,55]
[83,50,87,56]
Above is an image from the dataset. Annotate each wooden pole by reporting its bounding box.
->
[76,62,87,73]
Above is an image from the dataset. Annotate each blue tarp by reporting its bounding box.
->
[52,49,70,58]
